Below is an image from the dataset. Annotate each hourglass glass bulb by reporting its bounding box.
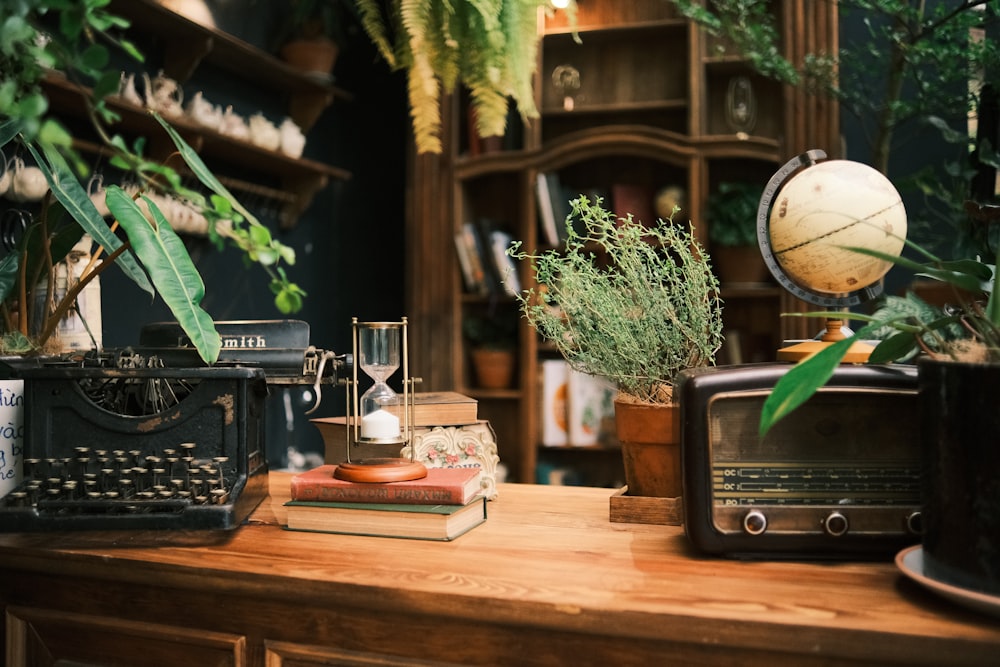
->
[358,323,403,441]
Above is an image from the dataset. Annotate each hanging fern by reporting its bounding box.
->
[355,0,574,153]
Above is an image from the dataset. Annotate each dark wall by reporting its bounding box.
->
[99,1,408,465]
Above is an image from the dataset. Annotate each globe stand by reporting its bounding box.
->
[757,150,906,363]
[775,318,874,363]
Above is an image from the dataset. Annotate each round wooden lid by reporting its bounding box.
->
[333,459,428,483]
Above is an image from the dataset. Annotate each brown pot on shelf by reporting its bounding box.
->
[712,245,770,284]
[280,37,340,77]
[471,348,515,390]
[615,398,681,498]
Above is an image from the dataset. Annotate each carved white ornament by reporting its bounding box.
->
[401,423,500,500]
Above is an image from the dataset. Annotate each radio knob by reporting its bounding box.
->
[906,511,924,535]
[824,512,849,536]
[743,510,767,535]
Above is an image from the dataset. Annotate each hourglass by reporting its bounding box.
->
[335,318,427,482]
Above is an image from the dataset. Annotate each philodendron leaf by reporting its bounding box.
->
[105,186,221,364]
[29,140,154,296]
[151,113,259,226]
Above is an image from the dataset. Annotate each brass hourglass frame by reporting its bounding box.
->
[335,317,426,483]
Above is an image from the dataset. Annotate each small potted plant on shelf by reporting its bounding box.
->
[462,311,517,390]
[706,181,769,284]
[271,0,361,78]
[508,196,724,500]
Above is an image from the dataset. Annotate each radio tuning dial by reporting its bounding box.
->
[824,512,849,537]
[743,510,767,536]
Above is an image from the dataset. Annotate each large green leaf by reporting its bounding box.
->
[28,140,154,296]
[105,186,221,364]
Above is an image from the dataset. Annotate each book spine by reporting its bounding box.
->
[290,480,468,505]
[489,229,521,297]
[461,222,490,295]
[536,171,559,246]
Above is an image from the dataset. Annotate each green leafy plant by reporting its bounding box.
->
[0,1,304,362]
[508,196,724,405]
[707,181,763,247]
[354,0,576,154]
[759,216,1000,436]
[672,0,1000,175]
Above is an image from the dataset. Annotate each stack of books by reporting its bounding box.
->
[284,465,486,541]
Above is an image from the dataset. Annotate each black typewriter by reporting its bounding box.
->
[0,320,346,532]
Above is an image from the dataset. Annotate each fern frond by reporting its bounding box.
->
[407,51,443,153]
[355,0,554,153]
[355,0,398,67]
[500,0,541,120]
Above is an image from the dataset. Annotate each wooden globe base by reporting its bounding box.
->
[776,318,873,363]
[333,459,428,483]
[776,339,874,363]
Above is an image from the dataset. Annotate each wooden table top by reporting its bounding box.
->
[0,473,998,665]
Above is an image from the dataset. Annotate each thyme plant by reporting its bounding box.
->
[508,196,723,404]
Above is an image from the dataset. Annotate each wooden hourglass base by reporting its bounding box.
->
[333,459,428,483]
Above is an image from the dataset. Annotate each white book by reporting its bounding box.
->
[489,229,521,297]
[535,172,561,246]
[540,360,569,447]
[567,370,617,447]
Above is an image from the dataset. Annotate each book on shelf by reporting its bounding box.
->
[567,369,617,447]
[540,359,569,447]
[284,496,487,541]
[290,464,484,505]
[454,229,482,294]
[457,222,489,295]
[535,171,571,246]
[487,228,521,297]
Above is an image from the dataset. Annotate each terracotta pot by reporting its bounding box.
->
[280,37,339,76]
[471,348,515,390]
[919,357,1000,595]
[615,399,681,498]
[711,245,770,284]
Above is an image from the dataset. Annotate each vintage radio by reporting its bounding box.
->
[679,363,922,558]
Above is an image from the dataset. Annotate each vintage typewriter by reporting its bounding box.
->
[0,320,347,532]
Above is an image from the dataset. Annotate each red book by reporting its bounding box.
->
[290,465,483,505]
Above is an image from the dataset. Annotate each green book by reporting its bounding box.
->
[284,497,487,541]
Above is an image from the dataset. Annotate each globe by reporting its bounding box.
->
[767,159,907,296]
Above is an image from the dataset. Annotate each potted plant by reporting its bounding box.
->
[462,311,517,390]
[707,181,769,284]
[760,201,1000,597]
[509,196,724,498]
[354,0,576,154]
[0,1,304,363]
[271,0,360,78]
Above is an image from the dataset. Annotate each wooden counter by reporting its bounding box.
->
[1,473,997,666]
